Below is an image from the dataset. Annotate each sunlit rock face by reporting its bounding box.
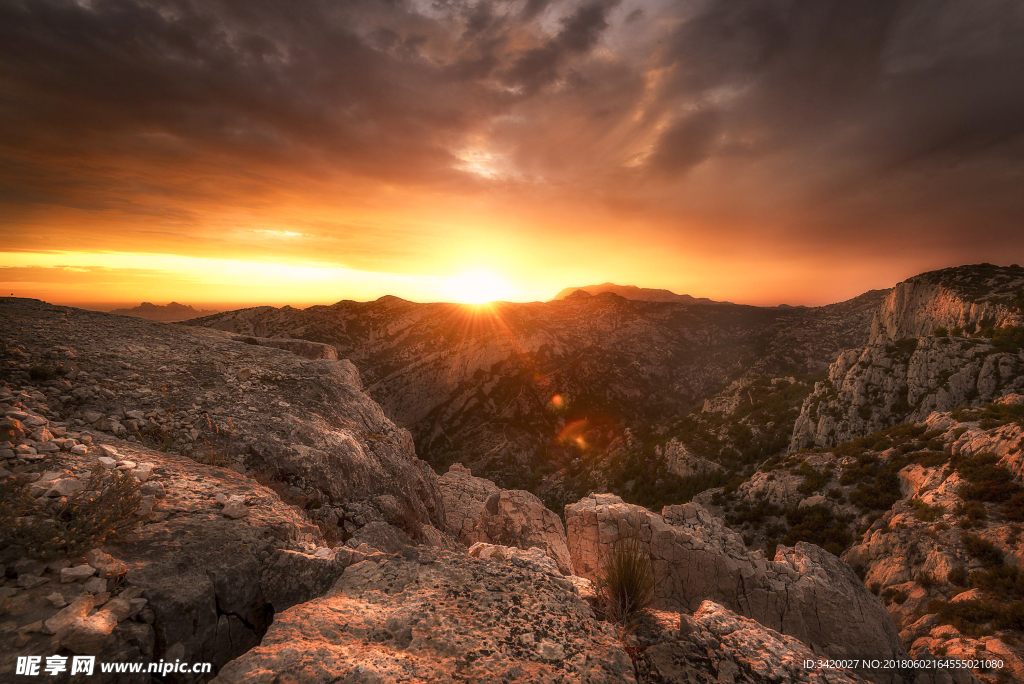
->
[791,265,1024,452]
[564,494,906,679]
[438,463,574,574]
[212,549,636,684]
[868,265,1024,345]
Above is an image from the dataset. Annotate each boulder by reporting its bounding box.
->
[86,549,128,580]
[565,494,905,674]
[438,463,574,574]
[474,490,574,575]
[259,548,357,612]
[58,609,118,653]
[61,564,96,583]
[642,602,869,684]
[344,521,410,554]
[436,463,499,542]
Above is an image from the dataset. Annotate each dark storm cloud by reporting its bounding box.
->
[0,0,1023,262]
[644,0,1024,218]
[503,0,620,92]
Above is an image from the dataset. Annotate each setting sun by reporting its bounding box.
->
[444,270,515,305]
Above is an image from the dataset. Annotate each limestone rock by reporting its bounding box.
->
[86,549,128,580]
[565,494,905,673]
[222,499,249,519]
[438,464,574,574]
[212,551,635,684]
[641,603,869,684]
[61,564,96,583]
[475,490,574,575]
[58,609,118,653]
[437,463,499,543]
[259,548,357,612]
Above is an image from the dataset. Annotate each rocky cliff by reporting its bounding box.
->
[696,397,1024,683]
[564,495,905,673]
[791,266,1024,451]
[868,265,1024,344]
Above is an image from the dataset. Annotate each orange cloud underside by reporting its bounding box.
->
[2,1,1022,308]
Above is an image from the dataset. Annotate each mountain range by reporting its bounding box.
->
[109,301,220,322]
[551,283,726,305]
[3,263,1024,683]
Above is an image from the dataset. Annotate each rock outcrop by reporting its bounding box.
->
[868,265,1024,345]
[212,549,636,684]
[792,265,1024,452]
[438,463,574,574]
[0,296,445,539]
[0,298,447,680]
[791,337,1024,451]
[637,605,869,684]
[565,494,905,672]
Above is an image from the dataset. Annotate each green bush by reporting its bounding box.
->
[935,599,1024,638]
[599,536,656,626]
[782,505,853,556]
[794,462,831,495]
[882,587,909,605]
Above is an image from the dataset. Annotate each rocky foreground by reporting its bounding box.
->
[0,296,1001,683]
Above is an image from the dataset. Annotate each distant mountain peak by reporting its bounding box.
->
[552,283,726,305]
[109,302,220,322]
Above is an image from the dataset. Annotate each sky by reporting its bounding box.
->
[1,0,1023,308]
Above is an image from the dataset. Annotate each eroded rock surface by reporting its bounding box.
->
[637,605,869,684]
[565,494,905,671]
[439,463,574,574]
[213,549,636,684]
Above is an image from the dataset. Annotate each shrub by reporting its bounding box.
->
[954,500,988,528]
[782,505,853,556]
[1003,492,1024,522]
[961,533,1003,569]
[795,462,831,495]
[948,566,968,587]
[971,563,1024,600]
[910,499,945,522]
[935,599,1024,638]
[951,403,1024,429]
[599,536,655,626]
[934,327,949,337]
[0,465,140,561]
[954,452,1019,503]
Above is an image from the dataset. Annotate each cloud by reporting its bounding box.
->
[0,0,1023,304]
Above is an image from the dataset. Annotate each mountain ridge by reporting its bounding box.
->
[552,282,726,304]
[108,301,220,322]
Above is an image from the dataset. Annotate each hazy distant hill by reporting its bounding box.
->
[109,301,220,322]
[552,282,726,304]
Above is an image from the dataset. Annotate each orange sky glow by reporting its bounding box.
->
[2,1,1022,308]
